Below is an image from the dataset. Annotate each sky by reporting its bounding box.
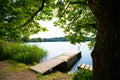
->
[30,20,65,39]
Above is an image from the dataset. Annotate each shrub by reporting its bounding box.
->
[0,41,47,64]
[72,69,93,80]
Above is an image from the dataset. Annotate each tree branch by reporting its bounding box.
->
[70,1,88,5]
[60,1,88,18]
[13,0,46,30]
[67,14,81,26]
[60,3,70,18]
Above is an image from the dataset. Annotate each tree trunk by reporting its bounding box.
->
[88,0,120,80]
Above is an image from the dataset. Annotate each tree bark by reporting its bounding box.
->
[88,0,120,80]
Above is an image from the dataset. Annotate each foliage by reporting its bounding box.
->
[0,0,96,47]
[0,41,47,64]
[0,0,55,41]
[72,69,93,80]
[53,0,97,48]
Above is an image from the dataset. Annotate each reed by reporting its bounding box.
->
[0,41,47,64]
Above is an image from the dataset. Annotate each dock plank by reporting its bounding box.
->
[80,64,86,68]
[30,51,81,74]
[31,59,64,74]
[89,66,93,71]
[56,55,70,62]
[84,65,90,69]
[78,63,93,71]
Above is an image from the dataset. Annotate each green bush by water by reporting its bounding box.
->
[73,69,93,80]
[0,41,47,64]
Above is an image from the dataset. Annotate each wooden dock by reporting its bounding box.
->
[30,51,81,74]
[78,63,93,71]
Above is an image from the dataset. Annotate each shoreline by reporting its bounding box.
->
[0,60,72,80]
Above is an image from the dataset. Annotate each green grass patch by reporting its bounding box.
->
[0,60,30,74]
[37,71,72,80]
[0,41,47,64]
[72,69,93,80]
[7,60,29,71]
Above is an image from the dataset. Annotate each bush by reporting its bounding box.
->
[0,41,47,64]
[72,69,93,80]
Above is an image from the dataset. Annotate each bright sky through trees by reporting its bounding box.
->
[29,20,65,38]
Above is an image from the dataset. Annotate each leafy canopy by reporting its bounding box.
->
[0,0,96,46]
[0,0,55,41]
[54,0,97,45]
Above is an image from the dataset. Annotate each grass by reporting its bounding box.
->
[7,60,30,71]
[72,69,93,80]
[0,41,47,64]
[37,71,72,80]
[0,60,30,74]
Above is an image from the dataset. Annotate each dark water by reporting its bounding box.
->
[27,42,93,73]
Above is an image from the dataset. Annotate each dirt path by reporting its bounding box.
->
[0,61,72,80]
[0,61,38,80]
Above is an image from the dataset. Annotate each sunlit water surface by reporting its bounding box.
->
[27,42,93,73]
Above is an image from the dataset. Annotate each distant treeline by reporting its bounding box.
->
[21,37,68,42]
[22,37,92,42]
[30,37,68,42]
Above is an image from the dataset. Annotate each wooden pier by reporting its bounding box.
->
[78,63,93,71]
[30,51,81,74]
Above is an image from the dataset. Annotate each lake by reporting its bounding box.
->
[27,42,93,73]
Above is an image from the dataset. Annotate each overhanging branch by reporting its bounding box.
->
[60,1,88,18]
[67,12,82,26]
[70,1,88,5]
[60,3,70,18]
[13,0,46,30]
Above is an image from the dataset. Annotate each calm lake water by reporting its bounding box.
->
[27,42,93,73]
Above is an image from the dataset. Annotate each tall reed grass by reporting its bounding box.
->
[0,41,47,64]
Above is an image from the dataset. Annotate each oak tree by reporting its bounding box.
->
[54,0,120,80]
